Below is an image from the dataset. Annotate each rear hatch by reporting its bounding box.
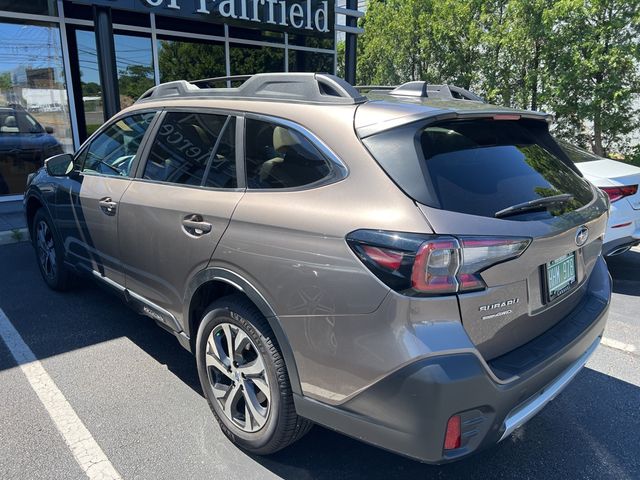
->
[359,111,609,360]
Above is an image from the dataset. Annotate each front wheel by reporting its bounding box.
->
[195,295,312,454]
[32,208,72,291]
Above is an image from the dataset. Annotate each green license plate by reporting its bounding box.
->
[546,252,576,301]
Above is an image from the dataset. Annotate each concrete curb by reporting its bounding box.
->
[0,228,29,246]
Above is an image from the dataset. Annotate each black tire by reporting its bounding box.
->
[195,294,312,454]
[32,208,72,291]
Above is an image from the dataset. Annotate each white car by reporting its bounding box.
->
[559,140,640,256]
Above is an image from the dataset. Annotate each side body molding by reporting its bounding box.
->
[184,267,302,396]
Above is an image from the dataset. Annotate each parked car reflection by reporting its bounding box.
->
[0,105,63,195]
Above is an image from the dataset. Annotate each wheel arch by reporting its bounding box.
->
[185,267,302,396]
[25,192,52,241]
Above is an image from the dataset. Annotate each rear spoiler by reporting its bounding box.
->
[356,110,554,139]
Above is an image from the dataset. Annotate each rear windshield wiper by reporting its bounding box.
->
[494,193,575,219]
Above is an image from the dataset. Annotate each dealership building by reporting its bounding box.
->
[0,0,361,198]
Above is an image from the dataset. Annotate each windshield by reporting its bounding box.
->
[0,108,44,134]
[362,119,595,219]
[556,139,603,163]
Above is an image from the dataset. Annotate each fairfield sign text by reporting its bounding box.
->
[73,0,334,35]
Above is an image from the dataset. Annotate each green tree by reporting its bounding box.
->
[356,0,422,84]
[158,40,226,82]
[229,45,284,76]
[81,82,101,96]
[543,0,640,156]
[118,64,154,102]
[0,72,12,89]
[478,0,552,110]
[355,0,640,159]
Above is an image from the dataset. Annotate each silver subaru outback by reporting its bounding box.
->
[24,73,611,463]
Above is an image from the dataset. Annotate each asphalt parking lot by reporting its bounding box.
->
[0,241,639,480]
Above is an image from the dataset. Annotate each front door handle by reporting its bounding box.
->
[182,214,212,236]
[99,197,117,216]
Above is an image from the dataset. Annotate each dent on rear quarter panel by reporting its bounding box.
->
[277,292,466,404]
[210,110,440,403]
[212,109,432,317]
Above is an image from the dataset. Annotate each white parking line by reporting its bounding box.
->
[602,336,636,353]
[0,308,122,480]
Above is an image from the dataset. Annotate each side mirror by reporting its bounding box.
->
[44,126,55,134]
[45,153,74,177]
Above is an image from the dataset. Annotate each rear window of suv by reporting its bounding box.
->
[362,119,595,219]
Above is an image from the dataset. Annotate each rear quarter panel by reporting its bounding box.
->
[212,107,432,316]
[210,107,440,402]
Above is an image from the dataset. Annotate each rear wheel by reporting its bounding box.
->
[32,208,72,291]
[195,295,312,454]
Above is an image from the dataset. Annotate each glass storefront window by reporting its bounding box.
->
[0,19,73,196]
[288,34,334,50]
[114,33,154,108]
[230,44,285,76]
[228,26,284,44]
[76,31,155,136]
[76,29,103,137]
[0,1,57,16]
[158,38,225,83]
[288,50,335,74]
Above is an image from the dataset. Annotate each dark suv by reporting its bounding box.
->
[24,74,610,463]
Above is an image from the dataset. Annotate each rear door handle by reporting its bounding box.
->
[182,214,212,236]
[99,197,117,215]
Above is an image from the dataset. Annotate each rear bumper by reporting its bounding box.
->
[295,256,611,464]
[604,200,640,254]
[498,336,599,442]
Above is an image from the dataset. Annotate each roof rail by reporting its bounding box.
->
[356,82,484,102]
[191,75,252,88]
[137,73,367,105]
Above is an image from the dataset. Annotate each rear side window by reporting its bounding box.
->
[363,119,594,219]
[144,112,237,189]
[245,118,332,189]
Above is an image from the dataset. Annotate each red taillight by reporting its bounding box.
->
[411,239,460,294]
[346,231,531,296]
[601,185,638,203]
[361,245,404,270]
[410,237,530,294]
[612,221,633,229]
[444,415,462,450]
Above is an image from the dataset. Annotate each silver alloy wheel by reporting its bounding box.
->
[36,220,56,280]
[205,322,271,433]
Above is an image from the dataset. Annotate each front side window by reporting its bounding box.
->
[245,119,332,189]
[82,113,155,177]
[143,112,237,188]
